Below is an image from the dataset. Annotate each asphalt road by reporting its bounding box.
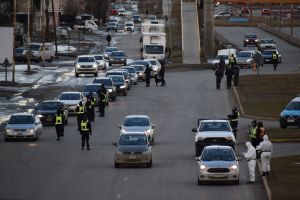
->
[215,26,300,74]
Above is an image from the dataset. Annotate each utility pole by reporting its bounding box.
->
[52,0,58,56]
[203,0,214,59]
[26,0,32,73]
[45,0,49,41]
[12,0,16,83]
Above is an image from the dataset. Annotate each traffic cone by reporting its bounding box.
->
[252,63,257,71]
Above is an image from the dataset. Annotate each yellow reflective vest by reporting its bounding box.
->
[81,121,89,131]
[55,114,63,125]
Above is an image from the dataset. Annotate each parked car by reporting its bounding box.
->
[24,43,55,62]
[192,119,236,157]
[57,92,86,115]
[15,47,26,62]
[131,65,146,81]
[118,115,156,144]
[280,97,300,128]
[35,100,68,126]
[243,33,259,46]
[4,113,42,141]
[132,15,141,23]
[103,47,118,60]
[261,49,282,63]
[257,38,276,51]
[108,51,127,66]
[214,12,232,19]
[114,132,152,168]
[93,54,106,69]
[106,75,127,96]
[196,145,239,185]
[75,55,98,77]
[261,8,271,16]
[121,66,138,85]
[93,77,117,101]
[236,50,255,68]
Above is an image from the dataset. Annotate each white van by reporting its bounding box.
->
[24,43,55,63]
[212,48,237,65]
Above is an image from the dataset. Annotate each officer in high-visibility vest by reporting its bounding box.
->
[249,120,258,146]
[228,106,240,130]
[272,52,278,71]
[75,101,85,131]
[80,114,92,150]
[55,109,64,141]
[229,54,237,68]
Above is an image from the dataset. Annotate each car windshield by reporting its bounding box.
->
[16,48,24,53]
[202,148,236,161]
[217,55,228,60]
[286,101,300,110]
[9,115,34,124]
[122,68,135,73]
[111,51,125,56]
[237,52,251,57]
[262,51,275,55]
[123,117,150,126]
[133,16,140,19]
[78,57,95,62]
[105,47,117,52]
[93,78,112,86]
[260,40,274,43]
[109,76,124,82]
[108,22,116,26]
[133,65,145,71]
[148,60,157,65]
[119,134,148,145]
[246,34,257,38]
[199,122,231,131]
[94,55,103,60]
[144,45,164,54]
[30,44,41,51]
[59,93,80,100]
[83,85,100,93]
[38,102,60,110]
[126,23,133,26]
[131,61,148,67]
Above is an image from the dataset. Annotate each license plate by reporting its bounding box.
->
[46,118,52,122]
[265,59,270,62]
[129,155,136,159]
[287,119,294,123]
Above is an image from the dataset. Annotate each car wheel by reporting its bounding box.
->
[197,178,203,185]
[65,119,68,125]
[109,62,112,66]
[75,73,79,77]
[94,73,98,77]
[280,120,287,129]
[39,57,43,63]
[124,61,126,66]
[150,135,154,145]
[88,28,92,32]
[115,29,117,32]
[115,161,120,168]
[123,92,127,96]
[195,144,202,157]
[35,134,39,141]
[234,179,239,185]
[113,95,117,101]
[49,56,54,63]
[146,159,152,168]
[4,137,8,142]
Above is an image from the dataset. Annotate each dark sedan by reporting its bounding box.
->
[243,33,259,46]
[262,49,282,63]
[107,75,127,96]
[108,51,127,66]
[35,100,68,126]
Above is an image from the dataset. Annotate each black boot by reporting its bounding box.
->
[262,172,267,176]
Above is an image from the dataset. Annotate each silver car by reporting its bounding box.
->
[196,145,239,185]
[121,66,138,85]
[58,92,86,115]
[93,54,106,69]
[114,132,152,168]
[119,115,156,144]
[236,50,255,68]
[4,113,43,141]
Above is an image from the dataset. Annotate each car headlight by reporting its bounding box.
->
[107,88,112,92]
[120,85,126,89]
[27,129,35,135]
[93,64,97,68]
[6,129,13,135]
[37,114,43,118]
[255,39,258,42]
[280,112,285,117]
[246,59,252,62]
[146,129,152,134]
[200,164,206,170]
[231,164,238,170]
[225,136,233,140]
[245,39,249,42]
[139,72,143,75]
[196,137,204,141]
[121,58,125,60]
[76,64,80,68]
[115,150,123,155]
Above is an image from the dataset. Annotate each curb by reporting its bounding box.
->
[257,160,272,200]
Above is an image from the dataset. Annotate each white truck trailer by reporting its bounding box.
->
[142,32,166,62]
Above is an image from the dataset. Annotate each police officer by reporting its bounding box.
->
[145,64,152,87]
[106,34,111,47]
[228,106,239,130]
[88,92,96,121]
[249,120,258,146]
[98,90,106,117]
[80,114,92,150]
[256,135,273,176]
[228,54,237,68]
[215,67,223,89]
[55,110,64,141]
[233,66,240,86]
[272,52,278,71]
[225,66,233,89]
[159,62,166,86]
[85,97,93,122]
[75,101,85,131]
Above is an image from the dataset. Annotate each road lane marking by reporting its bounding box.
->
[116,193,122,199]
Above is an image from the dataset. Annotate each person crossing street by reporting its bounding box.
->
[54,110,64,141]
[215,66,224,89]
[228,106,239,129]
[75,101,85,131]
[272,52,279,71]
[244,142,257,184]
[80,114,92,150]
[256,135,273,176]
[225,66,233,89]
[106,34,112,47]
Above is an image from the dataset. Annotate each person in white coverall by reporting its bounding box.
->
[256,134,273,176]
[244,142,257,183]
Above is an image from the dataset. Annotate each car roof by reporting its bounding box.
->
[60,91,82,94]
[238,50,253,53]
[291,97,300,102]
[125,115,149,119]
[120,131,147,135]
[121,66,135,69]
[107,75,124,78]
[112,51,124,53]
[92,54,103,56]
[95,77,110,80]
[84,83,101,86]
[11,113,34,117]
[203,145,234,150]
[42,100,61,103]
[78,55,94,58]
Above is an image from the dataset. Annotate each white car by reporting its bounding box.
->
[118,115,156,144]
[256,38,276,51]
[118,8,125,16]
[214,12,232,19]
[121,66,138,85]
[75,55,98,77]
[192,119,236,157]
[93,54,106,69]
[144,58,161,77]
[124,21,134,32]
[25,43,55,63]
[58,92,86,115]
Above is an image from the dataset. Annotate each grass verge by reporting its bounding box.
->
[268,155,300,200]
[268,128,300,143]
[236,74,300,118]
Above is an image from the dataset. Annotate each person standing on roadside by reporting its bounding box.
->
[55,109,64,141]
[225,66,233,89]
[106,34,112,47]
[233,66,240,86]
[159,62,166,86]
[145,64,152,87]
[215,67,223,89]
[98,90,106,117]
[80,114,92,150]
[256,134,273,176]
[272,52,279,71]
[249,120,258,146]
[244,142,257,184]
[75,101,85,131]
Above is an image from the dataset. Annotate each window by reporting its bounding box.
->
[9,115,34,124]
[119,134,148,145]
[199,122,230,132]
[78,57,95,62]
[123,117,150,126]
[202,149,235,161]
[286,102,300,110]
[144,45,164,54]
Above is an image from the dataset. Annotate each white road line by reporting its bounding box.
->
[116,193,122,199]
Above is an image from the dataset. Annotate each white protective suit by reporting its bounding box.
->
[244,142,257,182]
[256,134,273,173]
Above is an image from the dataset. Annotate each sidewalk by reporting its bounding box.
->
[181,2,201,64]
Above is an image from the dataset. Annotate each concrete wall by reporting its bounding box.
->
[0,27,13,64]
[257,23,300,48]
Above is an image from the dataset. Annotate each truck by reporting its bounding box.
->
[141,23,165,34]
[74,20,98,32]
[141,32,166,62]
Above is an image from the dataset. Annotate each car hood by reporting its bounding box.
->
[122,126,150,132]
[77,62,95,65]
[237,57,251,62]
[6,124,35,129]
[281,110,300,116]
[37,110,57,115]
[114,82,125,86]
[259,43,276,47]
[111,56,126,59]
[196,131,234,138]
[82,92,98,97]
[118,144,149,152]
[59,100,80,106]
[200,160,237,168]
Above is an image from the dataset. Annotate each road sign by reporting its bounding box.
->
[3,58,10,68]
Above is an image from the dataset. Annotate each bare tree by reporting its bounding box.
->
[63,0,81,16]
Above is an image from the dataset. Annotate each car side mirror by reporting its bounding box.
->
[194,157,200,161]
[192,128,198,132]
